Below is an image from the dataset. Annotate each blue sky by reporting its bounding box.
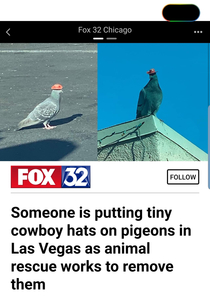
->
[98,43,209,153]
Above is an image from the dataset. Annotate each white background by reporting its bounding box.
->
[0,161,210,295]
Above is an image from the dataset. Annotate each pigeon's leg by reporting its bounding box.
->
[43,121,56,130]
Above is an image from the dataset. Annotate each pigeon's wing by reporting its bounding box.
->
[29,98,58,122]
[136,88,146,118]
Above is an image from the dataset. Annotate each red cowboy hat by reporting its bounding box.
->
[51,84,63,90]
[147,68,157,74]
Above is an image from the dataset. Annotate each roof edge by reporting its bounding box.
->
[98,115,207,161]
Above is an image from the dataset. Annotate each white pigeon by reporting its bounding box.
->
[17,84,63,130]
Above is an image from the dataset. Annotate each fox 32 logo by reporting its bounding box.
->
[61,166,90,188]
[11,166,91,188]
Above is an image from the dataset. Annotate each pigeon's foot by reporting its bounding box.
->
[43,124,56,130]
[43,126,56,130]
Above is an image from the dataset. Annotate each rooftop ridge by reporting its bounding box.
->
[98,115,207,161]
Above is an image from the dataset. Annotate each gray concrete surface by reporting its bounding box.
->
[0,43,97,161]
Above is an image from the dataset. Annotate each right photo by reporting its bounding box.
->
[97,43,208,161]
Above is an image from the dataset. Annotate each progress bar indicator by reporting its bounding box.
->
[93,37,104,40]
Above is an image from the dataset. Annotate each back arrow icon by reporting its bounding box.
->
[6,28,10,36]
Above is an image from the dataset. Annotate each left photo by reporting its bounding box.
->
[0,43,97,161]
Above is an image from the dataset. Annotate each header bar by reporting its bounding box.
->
[0,21,209,43]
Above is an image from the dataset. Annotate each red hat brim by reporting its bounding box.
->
[51,84,63,90]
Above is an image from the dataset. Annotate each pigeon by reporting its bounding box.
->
[136,69,163,119]
[17,84,63,130]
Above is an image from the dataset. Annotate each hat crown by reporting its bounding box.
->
[147,68,157,74]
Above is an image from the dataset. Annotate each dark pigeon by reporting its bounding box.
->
[136,69,163,118]
[17,84,63,130]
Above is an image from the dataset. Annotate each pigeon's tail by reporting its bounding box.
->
[17,117,39,130]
